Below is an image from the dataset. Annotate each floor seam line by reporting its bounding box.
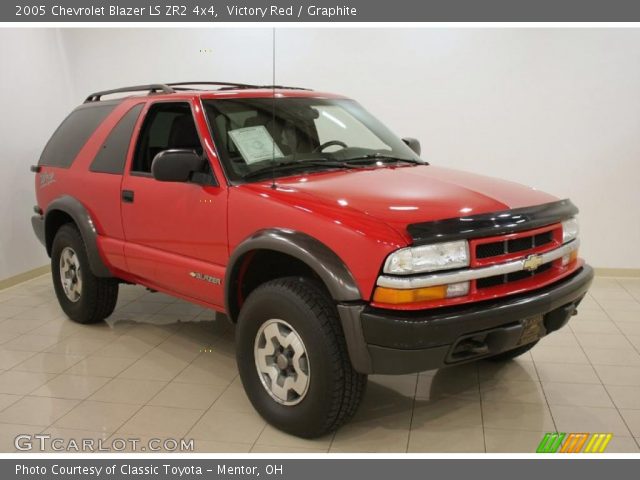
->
[575,292,637,446]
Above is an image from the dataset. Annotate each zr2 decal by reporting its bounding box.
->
[39,172,56,188]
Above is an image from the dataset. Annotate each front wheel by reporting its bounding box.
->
[236,277,367,438]
[51,224,119,324]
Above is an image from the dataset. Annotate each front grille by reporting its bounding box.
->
[477,262,553,289]
[476,230,554,259]
[476,242,505,258]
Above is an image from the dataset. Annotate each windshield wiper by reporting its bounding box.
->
[242,159,360,181]
[342,154,425,165]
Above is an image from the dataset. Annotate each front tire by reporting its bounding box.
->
[51,224,119,324]
[236,277,367,438]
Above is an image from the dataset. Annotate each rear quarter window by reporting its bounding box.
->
[39,104,117,168]
[90,103,144,174]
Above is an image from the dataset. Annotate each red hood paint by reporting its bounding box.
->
[243,165,559,238]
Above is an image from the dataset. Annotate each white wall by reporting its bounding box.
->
[1,28,639,280]
[60,28,273,97]
[0,29,75,281]
[276,28,640,270]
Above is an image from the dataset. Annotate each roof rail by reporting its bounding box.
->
[167,82,312,91]
[220,84,312,91]
[83,81,313,103]
[166,81,261,89]
[84,84,175,103]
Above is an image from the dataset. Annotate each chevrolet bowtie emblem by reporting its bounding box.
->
[523,254,544,272]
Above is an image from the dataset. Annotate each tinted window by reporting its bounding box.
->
[90,103,143,174]
[132,102,203,173]
[39,104,116,168]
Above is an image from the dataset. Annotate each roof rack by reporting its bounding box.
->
[167,82,312,91]
[84,81,312,103]
[84,84,175,103]
[166,81,262,89]
[218,84,312,91]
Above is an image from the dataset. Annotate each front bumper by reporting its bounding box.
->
[338,264,594,374]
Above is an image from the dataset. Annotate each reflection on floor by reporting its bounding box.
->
[0,274,639,453]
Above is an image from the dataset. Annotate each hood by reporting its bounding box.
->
[245,165,559,238]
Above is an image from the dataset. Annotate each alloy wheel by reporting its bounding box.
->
[59,246,82,303]
[254,319,310,406]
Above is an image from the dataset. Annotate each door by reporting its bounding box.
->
[121,101,227,308]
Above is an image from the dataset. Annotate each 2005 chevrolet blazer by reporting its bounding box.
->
[31,82,593,437]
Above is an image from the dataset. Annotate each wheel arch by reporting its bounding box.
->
[224,229,362,322]
[44,195,112,278]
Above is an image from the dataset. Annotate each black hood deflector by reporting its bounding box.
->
[408,199,578,245]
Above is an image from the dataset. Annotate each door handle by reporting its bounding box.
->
[122,190,135,203]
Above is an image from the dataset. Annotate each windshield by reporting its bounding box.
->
[203,97,424,182]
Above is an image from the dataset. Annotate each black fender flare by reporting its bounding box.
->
[45,195,113,278]
[224,229,362,321]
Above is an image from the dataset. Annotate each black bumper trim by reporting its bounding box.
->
[31,215,45,247]
[363,266,593,350]
[339,265,593,374]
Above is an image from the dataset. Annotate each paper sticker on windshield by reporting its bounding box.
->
[228,126,284,164]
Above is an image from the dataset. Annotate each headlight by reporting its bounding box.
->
[383,240,470,274]
[562,218,579,244]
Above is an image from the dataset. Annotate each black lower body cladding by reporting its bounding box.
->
[31,215,45,246]
[338,265,594,375]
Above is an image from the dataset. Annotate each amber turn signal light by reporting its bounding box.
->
[570,249,579,263]
[373,285,447,304]
[373,281,470,305]
[562,248,579,266]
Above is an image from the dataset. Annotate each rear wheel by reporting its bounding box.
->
[51,224,118,324]
[236,277,367,438]
[488,341,539,361]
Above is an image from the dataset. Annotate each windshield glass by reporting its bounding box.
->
[203,97,423,182]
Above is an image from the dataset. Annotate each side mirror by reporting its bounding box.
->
[402,137,421,156]
[151,149,204,183]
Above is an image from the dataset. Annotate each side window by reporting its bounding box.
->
[39,104,116,168]
[90,103,144,174]
[132,102,203,173]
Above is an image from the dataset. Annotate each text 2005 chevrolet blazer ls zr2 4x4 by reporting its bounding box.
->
[31,82,593,438]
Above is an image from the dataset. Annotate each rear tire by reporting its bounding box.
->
[236,277,367,438]
[51,224,118,324]
[488,340,539,362]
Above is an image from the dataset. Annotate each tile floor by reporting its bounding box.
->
[0,274,639,453]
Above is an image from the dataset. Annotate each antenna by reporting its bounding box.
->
[270,27,277,190]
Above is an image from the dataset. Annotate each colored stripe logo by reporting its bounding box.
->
[537,433,612,453]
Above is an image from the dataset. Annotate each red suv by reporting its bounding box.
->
[32,82,593,438]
